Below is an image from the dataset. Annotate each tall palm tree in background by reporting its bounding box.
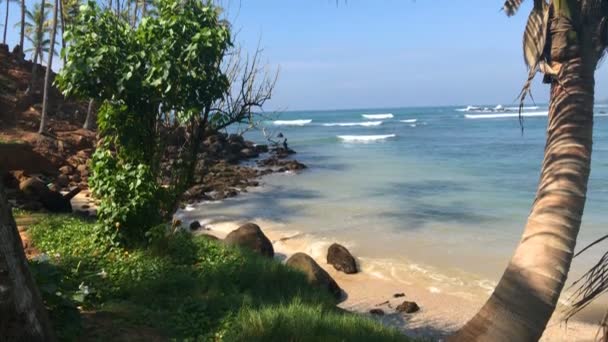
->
[39,0,59,134]
[18,3,52,64]
[18,0,25,59]
[450,0,608,340]
[2,0,17,44]
[27,0,48,95]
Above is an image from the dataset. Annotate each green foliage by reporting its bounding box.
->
[226,300,407,342]
[56,0,231,244]
[28,214,408,341]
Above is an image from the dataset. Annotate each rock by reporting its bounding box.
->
[19,177,48,197]
[228,133,244,144]
[224,223,274,258]
[190,221,201,230]
[76,164,88,176]
[240,148,259,159]
[369,309,385,316]
[327,243,358,274]
[393,293,405,298]
[56,174,69,187]
[70,174,81,182]
[59,165,73,175]
[396,301,420,314]
[255,144,269,153]
[285,252,342,300]
[2,172,19,189]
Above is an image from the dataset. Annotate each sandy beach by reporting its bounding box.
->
[175,214,602,342]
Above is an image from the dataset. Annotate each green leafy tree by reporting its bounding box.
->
[451,0,608,340]
[57,0,230,244]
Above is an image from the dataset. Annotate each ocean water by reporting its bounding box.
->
[181,104,608,319]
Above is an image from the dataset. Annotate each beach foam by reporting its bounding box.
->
[338,134,396,142]
[464,111,548,119]
[400,119,417,123]
[322,121,383,127]
[273,119,312,126]
[362,113,394,119]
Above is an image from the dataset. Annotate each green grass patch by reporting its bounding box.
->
[26,213,409,341]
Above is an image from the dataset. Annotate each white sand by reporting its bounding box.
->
[184,217,601,342]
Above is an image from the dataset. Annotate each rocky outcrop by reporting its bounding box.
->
[396,301,420,314]
[224,223,274,258]
[286,252,342,300]
[326,243,358,274]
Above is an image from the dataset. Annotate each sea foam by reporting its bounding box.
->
[400,119,417,123]
[322,121,383,127]
[338,134,396,142]
[273,119,312,126]
[362,113,394,119]
[464,111,548,119]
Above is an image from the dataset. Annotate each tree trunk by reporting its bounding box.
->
[39,0,58,134]
[83,99,95,130]
[0,184,55,341]
[3,0,9,44]
[449,3,597,341]
[141,0,146,18]
[19,0,25,61]
[59,0,66,64]
[132,0,138,27]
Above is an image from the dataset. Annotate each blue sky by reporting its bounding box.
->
[4,0,608,110]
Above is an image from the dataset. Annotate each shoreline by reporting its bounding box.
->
[174,212,602,341]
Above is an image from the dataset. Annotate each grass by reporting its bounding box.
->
[24,213,409,341]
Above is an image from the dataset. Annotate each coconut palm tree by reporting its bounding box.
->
[39,0,58,134]
[18,0,25,59]
[450,0,607,341]
[17,3,53,64]
[27,0,49,95]
[2,0,18,45]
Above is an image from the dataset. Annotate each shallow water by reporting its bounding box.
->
[186,105,608,321]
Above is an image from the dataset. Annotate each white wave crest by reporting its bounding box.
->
[273,119,312,126]
[362,113,394,119]
[338,134,396,142]
[400,119,417,123]
[322,121,383,127]
[464,111,548,119]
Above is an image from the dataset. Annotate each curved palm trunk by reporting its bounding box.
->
[450,9,597,341]
[83,98,95,130]
[0,185,55,341]
[59,0,65,64]
[39,0,58,134]
[3,0,9,44]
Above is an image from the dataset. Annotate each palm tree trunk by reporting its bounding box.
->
[83,99,95,130]
[19,0,25,60]
[449,4,597,341]
[0,185,55,341]
[59,0,65,64]
[39,0,58,134]
[132,0,138,27]
[3,0,9,44]
[141,0,146,18]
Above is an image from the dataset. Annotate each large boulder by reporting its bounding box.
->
[327,243,358,274]
[224,223,274,258]
[396,301,420,314]
[286,252,342,300]
[19,177,77,213]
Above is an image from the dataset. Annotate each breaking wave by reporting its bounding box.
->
[337,134,396,142]
[362,113,394,119]
[273,119,312,126]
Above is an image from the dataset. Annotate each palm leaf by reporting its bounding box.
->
[503,0,525,16]
[523,0,549,70]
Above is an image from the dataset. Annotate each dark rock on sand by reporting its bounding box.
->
[286,252,342,300]
[369,309,385,316]
[327,243,358,274]
[19,177,80,213]
[190,221,202,230]
[396,301,420,314]
[224,223,274,258]
[393,293,405,298]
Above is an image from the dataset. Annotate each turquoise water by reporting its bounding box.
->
[184,105,608,316]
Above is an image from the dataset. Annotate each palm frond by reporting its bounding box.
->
[503,0,525,16]
[566,242,608,320]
